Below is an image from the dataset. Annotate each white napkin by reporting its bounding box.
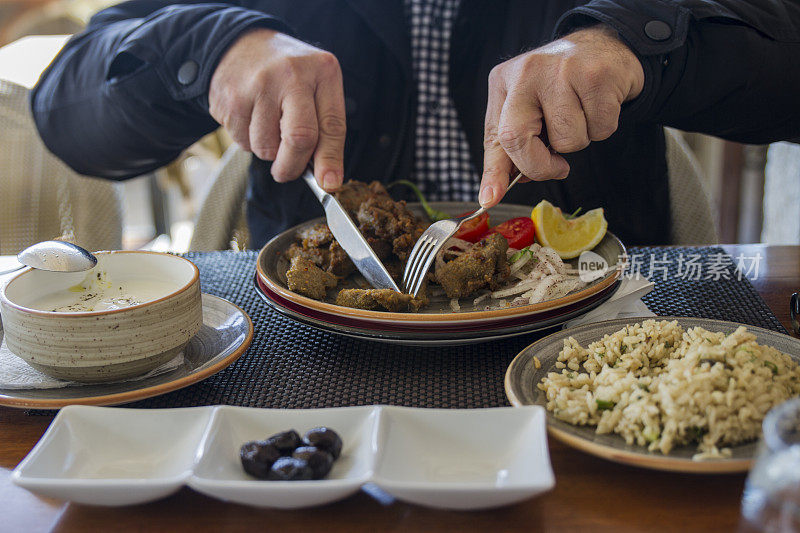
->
[564,276,656,328]
[0,335,184,390]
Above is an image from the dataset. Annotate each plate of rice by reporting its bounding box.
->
[504,318,800,473]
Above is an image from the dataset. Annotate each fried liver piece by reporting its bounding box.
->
[335,288,427,312]
[298,223,334,248]
[435,233,510,298]
[285,181,431,309]
[285,231,355,278]
[286,256,338,300]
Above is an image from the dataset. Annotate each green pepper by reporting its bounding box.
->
[596,399,616,411]
[388,180,451,221]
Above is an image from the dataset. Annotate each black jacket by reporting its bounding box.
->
[31,0,800,247]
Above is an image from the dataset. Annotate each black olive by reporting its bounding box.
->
[292,446,334,479]
[303,427,343,459]
[267,457,314,481]
[239,440,281,479]
[267,429,302,455]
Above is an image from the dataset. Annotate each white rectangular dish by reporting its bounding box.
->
[13,404,553,510]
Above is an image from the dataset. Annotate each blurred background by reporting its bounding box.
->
[1,0,799,254]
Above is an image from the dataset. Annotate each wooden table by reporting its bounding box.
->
[1,244,797,532]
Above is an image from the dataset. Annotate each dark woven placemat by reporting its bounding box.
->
[111,246,783,411]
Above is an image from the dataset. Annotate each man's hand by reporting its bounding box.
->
[480,25,644,207]
[210,28,346,190]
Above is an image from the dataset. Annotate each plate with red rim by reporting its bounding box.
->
[254,274,620,345]
[255,202,626,330]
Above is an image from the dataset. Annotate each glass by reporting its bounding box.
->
[741,398,800,532]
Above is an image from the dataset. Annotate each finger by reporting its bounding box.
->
[497,90,570,181]
[480,141,515,208]
[271,89,319,183]
[539,84,590,154]
[481,69,513,208]
[249,92,281,161]
[572,79,622,142]
[312,64,346,191]
[210,89,254,152]
[226,112,254,152]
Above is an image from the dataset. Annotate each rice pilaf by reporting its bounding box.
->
[538,319,800,459]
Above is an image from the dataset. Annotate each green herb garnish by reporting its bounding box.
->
[510,247,536,263]
[637,383,650,392]
[596,399,616,411]
[565,207,583,220]
[690,426,707,442]
[764,361,779,375]
[388,180,451,221]
[643,428,660,443]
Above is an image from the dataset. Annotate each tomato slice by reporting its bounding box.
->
[453,211,490,242]
[481,217,536,249]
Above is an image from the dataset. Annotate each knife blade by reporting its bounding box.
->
[302,169,401,292]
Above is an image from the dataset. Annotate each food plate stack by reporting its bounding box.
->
[255,203,626,345]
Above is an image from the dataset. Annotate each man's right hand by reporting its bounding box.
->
[209,28,346,191]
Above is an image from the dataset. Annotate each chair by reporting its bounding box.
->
[189,142,252,251]
[0,79,123,254]
[189,129,719,250]
[664,127,719,244]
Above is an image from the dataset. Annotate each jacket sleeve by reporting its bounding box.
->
[31,1,292,179]
[554,0,800,144]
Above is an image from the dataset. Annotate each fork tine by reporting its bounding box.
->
[404,235,436,289]
[406,238,438,295]
[402,235,430,288]
[410,246,439,297]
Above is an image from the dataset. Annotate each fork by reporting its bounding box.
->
[402,172,525,297]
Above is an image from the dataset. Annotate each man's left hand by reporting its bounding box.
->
[480,25,645,207]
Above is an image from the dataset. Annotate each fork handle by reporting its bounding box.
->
[461,172,525,222]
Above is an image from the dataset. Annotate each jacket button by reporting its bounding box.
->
[177,60,199,85]
[644,20,672,41]
[379,134,392,147]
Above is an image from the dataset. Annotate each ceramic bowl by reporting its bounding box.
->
[0,251,202,382]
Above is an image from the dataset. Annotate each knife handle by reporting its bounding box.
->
[302,167,328,202]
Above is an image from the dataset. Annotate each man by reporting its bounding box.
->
[31,1,800,247]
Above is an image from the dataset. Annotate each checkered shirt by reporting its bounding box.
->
[404,0,479,201]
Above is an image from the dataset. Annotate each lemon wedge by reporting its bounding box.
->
[531,200,607,259]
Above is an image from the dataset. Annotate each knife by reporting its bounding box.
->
[302,169,401,292]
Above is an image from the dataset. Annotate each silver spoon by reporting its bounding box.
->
[17,241,97,272]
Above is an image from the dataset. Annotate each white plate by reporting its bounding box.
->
[12,405,213,505]
[13,405,553,510]
[188,406,379,509]
[373,406,554,510]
